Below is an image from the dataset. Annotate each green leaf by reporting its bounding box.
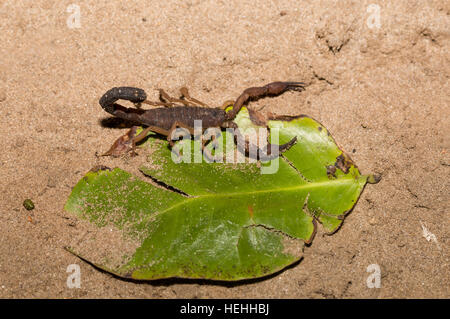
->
[64,107,374,281]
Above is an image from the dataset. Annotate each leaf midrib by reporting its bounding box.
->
[146,175,366,221]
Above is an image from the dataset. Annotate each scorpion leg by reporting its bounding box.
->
[222,121,297,161]
[179,87,209,107]
[166,121,195,147]
[141,100,175,108]
[165,121,221,161]
[200,128,226,162]
[225,81,306,120]
[102,125,171,157]
[159,89,196,107]
[132,125,170,143]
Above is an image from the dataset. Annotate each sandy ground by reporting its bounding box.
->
[0,0,448,298]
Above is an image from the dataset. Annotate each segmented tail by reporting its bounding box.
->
[99,87,147,115]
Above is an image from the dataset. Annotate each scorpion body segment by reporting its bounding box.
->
[137,106,227,131]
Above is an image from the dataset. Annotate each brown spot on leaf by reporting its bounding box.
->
[326,165,337,179]
[248,205,254,218]
[367,174,382,184]
[334,153,354,174]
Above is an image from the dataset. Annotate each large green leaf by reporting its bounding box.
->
[64,107,375,281]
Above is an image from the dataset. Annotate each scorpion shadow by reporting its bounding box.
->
[99,116,136,129]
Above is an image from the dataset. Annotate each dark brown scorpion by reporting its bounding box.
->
[98,81,306,161]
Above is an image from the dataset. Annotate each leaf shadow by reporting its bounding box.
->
[70,248,305,287]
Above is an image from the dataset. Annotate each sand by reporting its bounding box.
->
[0,0,448,298]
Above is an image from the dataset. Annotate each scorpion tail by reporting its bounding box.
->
[99,87,147,115]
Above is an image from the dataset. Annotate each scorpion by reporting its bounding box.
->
[98,81,306,161]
